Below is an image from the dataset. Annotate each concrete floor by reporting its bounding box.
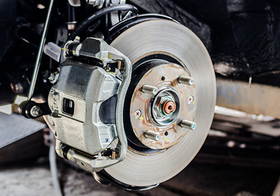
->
[0,157,279,196]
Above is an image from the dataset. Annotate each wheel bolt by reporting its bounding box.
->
[144,130,161,141]
[142,85,158,95]
[135,109,142,118]
[178,76,194,85]
[187,95,194,104]
[180,120,196,130]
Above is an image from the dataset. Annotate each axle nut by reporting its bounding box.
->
[163,100,176,115]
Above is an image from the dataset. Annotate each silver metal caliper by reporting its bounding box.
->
[45,37,131,172]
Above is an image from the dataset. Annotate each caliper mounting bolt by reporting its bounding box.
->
[178,76,194,85]
[30,105,43,118]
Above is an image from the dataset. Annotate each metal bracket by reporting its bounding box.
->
[45,38,131,172]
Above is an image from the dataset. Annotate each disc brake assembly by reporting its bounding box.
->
[45,15,216,190]
[46,37,131,171]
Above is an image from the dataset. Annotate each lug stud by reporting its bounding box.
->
[142,85,158,95]
[178,76,194,85]
[180,120,196,130]
[144,130,161,141]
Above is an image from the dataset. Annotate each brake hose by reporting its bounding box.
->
[68,4,138,40]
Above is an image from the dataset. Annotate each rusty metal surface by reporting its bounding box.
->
[216,77,280,119]
[130,63,197,150]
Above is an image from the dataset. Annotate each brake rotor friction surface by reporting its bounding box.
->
[106,19,216,186]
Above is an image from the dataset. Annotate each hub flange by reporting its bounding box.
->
[129,63,197,150]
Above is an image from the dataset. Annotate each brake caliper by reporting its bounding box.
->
[45,38,131,172]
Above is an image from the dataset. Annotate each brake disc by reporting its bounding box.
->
[105,19,216,186]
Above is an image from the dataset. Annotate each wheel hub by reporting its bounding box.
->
[129,63,197,150]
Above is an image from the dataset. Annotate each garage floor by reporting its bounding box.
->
[0,156,279,196]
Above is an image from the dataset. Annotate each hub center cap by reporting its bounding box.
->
[151,88,180,126]
[163,100,176,115]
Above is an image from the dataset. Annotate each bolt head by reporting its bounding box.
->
[135,109,142,118]
[187,95,194,104]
